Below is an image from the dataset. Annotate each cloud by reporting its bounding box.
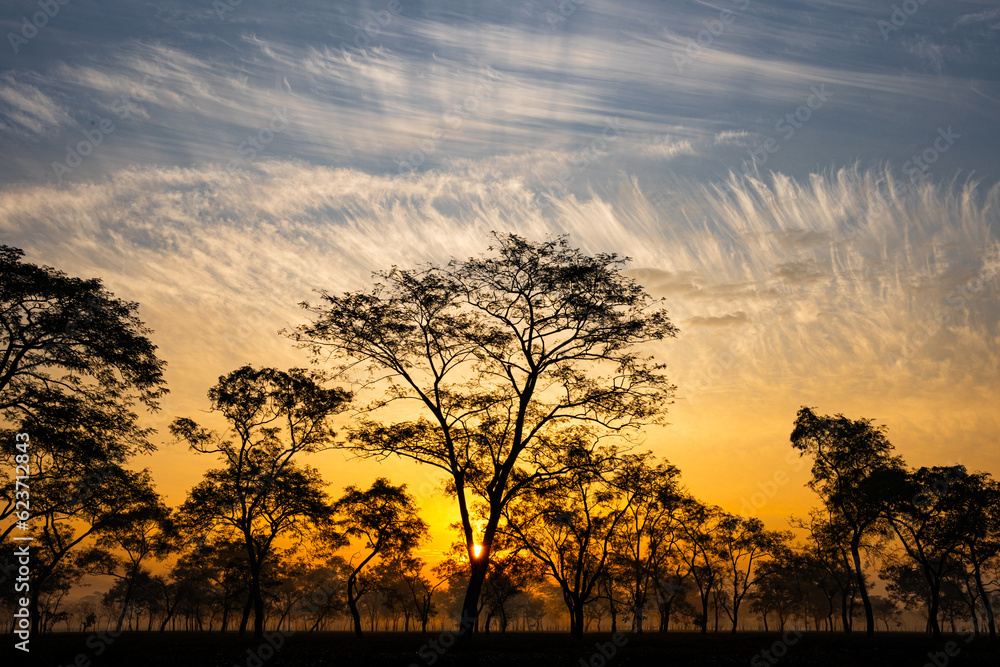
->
[955,8,1000,27]
[641,136,696,160]
[0,74,75,139]
[687,312,750,327]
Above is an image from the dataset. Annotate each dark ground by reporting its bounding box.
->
[3,630,999,667]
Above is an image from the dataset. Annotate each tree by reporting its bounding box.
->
[0,244,165,422]
[172,365,350,639]
[793,511,859,632]
[888,466,982,639]
[0,247,168,633]
[77,496,175,631]
[334,477,426,637]
[949,471,1000,640]
[790,406,906,636]
[501,436,635,638]
[293,233,677,635]
[607,453,685,634]
[675,500,726,633]
[390,554,444,633]
[715,515,791,632]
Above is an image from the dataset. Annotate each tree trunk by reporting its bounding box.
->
[238,596,252,637]
[251,570,265,640]
[570,602,585,639]
[347,573,363,638]
[849,536,875,637]
[973,565,996,640]
[459,555,489,639]
[926,577,942,640]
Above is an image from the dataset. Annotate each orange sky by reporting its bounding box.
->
[4,168,981,563]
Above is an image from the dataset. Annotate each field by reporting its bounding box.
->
[4,631,999,667]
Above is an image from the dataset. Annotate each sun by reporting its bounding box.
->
[472,543,483,558]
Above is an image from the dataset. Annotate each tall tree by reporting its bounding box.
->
[950,471,1000,640]
[607,453,685,634]
[0,244,165,420]
[333,477,426,637]
[292,233,677,634]
[674,500,726,633]
[0,246,168,632]
[172,365,349,639]
[790,406,906,636]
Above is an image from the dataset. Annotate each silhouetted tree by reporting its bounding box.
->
[790,406,906,636]
[607,453,685,634]
[76,496,175,631]
[0,244,165,426]
[675,500,726,633]
[888,465,978,639]
[293,233,677,633]
[334,477,426,637]
[501,436,634,638]
[172,365,349,639]
[0,247,167,634]
[715,515,791,632]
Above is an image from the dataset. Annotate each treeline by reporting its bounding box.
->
[1,239,998,643]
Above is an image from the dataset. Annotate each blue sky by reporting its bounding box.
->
[2,0,998,187]
[1,0,999,522]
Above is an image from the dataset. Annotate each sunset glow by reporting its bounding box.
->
[2,0,999,661]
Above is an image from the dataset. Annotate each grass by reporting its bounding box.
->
[3,630,999,666]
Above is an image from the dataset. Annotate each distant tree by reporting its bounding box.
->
[790,406,907,636]
[76,496,175,631]
[292,233,677,633]
[479,537,547,633]
[607,453,685,634]
[888,465,980,639]
[172,365,350,639]
[749,558,804,632]
[391,554,443,633]
[868,595,902,632]
[715,515,791,632]
[881,558,932,625]
[675,501,726,633]
[792,511,859,632]
[334,478,426,637]
[501,436,636,638]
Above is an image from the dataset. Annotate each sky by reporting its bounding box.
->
[1,0,999,559]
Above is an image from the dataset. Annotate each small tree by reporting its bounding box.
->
[77,497,175,631]
[334,478,426,637]
[715,516,791,632]
[501,436,635,638]
[172,365,349,639]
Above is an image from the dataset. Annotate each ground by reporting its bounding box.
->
[3,630,999,666]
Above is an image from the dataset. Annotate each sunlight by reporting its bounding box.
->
[472,543,483,558]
